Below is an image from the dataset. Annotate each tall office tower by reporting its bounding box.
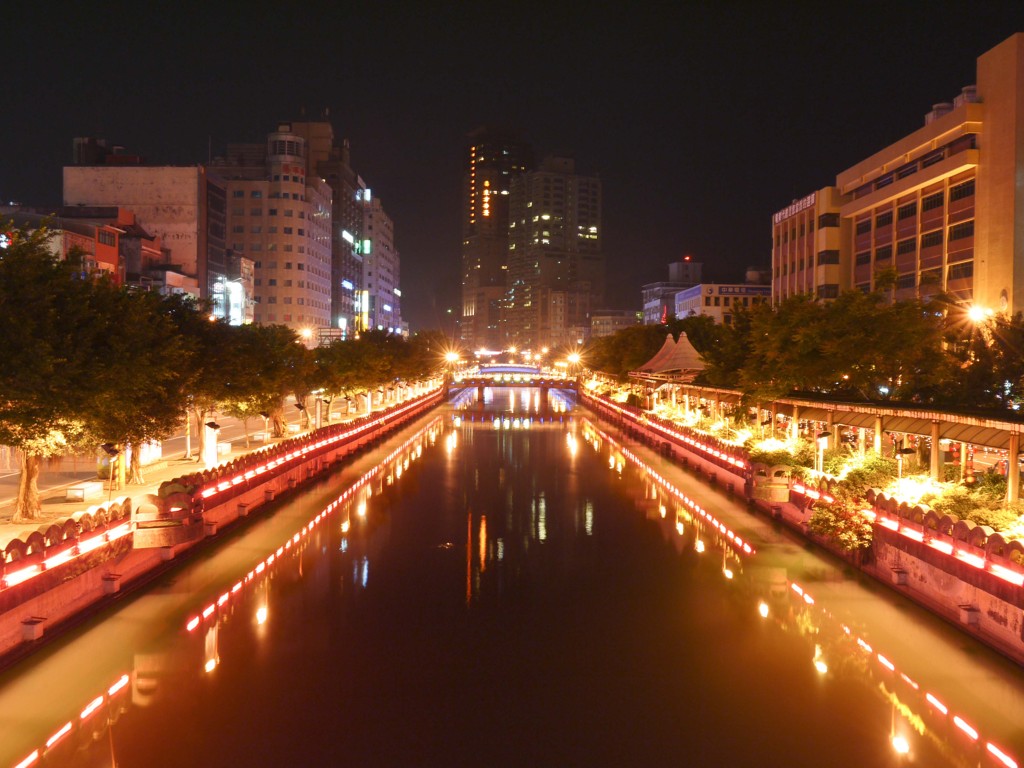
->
[772,33,1024,313]
[460,127,533,352]
[290,121,367,338]
[358,195,401,333]
[212,125,333,335]
[507,156,603,351]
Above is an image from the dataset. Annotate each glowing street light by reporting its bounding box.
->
[967,304,993,323]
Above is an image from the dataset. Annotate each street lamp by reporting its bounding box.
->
[896,446,915,478]
[815,431,830,474]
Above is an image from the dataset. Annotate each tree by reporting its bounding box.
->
[584,324,668,379]
[0,226,112,520]
[86,289,192,484]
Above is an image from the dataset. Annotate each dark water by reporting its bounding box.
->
[2,388,1022,767]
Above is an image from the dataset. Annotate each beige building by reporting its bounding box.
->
[63,164,226,295]
[214,126,333,334]
[773,33,1024,313]
[772,188,847,303]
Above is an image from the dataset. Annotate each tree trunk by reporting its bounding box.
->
[127,441,145,484]
[242,417,251,449]
[191,405,208,461]
[270,406,286,438]
[12,453,42,523]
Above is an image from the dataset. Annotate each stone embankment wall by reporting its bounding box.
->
[0,388,445,663]
[581,389,1024,665]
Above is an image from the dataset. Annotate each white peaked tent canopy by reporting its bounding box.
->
[635,332,706,379]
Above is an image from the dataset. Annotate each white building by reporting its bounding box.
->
[674,283,770,325]
[359,195,402,334]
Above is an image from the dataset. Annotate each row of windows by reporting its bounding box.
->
[699,295,766,307]
[852,180,975,233]
[852,263,973,293]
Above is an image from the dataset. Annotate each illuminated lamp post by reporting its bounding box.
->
[896,446,916,478]
[203,422,220,468]
[815,431,830,474]
[567,352,581,378]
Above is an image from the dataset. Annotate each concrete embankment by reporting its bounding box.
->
[0,388,445,665]
[581,388,1024,665]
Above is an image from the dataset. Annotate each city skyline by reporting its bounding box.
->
[5,4,1024,331]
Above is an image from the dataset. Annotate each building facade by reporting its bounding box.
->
[642,258,703,324]
[771,188,847,303]
[213,126,333,334]
[506,156,604,352]
[63,163,226,299]
[773,33,1024,313]
[359,195,401,333]
[674,282,770,325]
[590,309,642,338]
[459,127,533,352]
[288,121,368,337]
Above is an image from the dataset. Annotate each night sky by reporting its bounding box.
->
[4,3,1024,331]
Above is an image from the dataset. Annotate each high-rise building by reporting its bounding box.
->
[507,156,604,351]
[211,125,333,335]
[288,120,367,337]
[773,33,1024,313]
[359,195,401,333]
[460,127,533,352]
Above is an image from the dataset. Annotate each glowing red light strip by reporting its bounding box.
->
[988,743,1018,768]
[13,750,39,768]
[182,422,439,633]
[80,695,104,720]
[45,722,71,749]
[108,674,129,696]
[926,692,948,714]
[954,715,979,740]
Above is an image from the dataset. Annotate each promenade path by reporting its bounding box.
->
[0,419,330,551]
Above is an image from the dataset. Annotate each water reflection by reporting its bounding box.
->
[581,417,1023,768]
[6,392,1024,768]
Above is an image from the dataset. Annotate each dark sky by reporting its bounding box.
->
[4,3,1024,331]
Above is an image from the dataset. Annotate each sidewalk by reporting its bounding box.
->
[0,434,294,548]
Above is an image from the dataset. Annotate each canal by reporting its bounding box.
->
[1,387,1023,767]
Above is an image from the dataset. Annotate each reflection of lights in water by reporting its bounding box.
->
[205,659,217,673]
[497,538,504,560]
[479,515,488,571]
[813,644,828,675]
[585,502,594,535]
[256,605,268,625]
[695,540,705,553]
[566,433,578,456]
[341,519,350,533]
[723,568,734,579]
[891,735,910,755]
[659,504,666,519]
[758,601,769,619]
[357,501,367,517]
[675,520,684,535]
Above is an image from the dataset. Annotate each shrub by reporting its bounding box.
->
[842,453,897,497]
[808,499,873,551]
